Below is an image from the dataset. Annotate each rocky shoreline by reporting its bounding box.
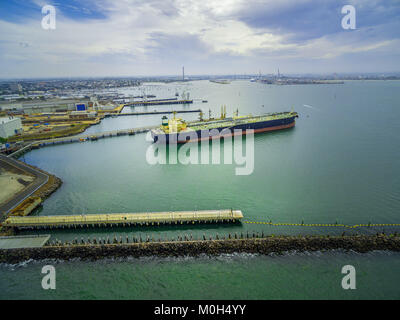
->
[1,234,399,264]
[20,162,62,201]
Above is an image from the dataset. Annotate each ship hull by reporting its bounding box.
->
[151,116,297,143]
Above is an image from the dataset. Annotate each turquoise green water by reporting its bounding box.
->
[2,80,400,299]
[1,251,400,299]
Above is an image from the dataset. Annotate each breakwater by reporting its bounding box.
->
[0,234,399,264]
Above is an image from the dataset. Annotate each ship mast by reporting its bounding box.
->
[220,105,227,119]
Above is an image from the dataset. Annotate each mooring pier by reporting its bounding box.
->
[124,99,193,107]
[33,125,157,148]
[114,109,201,117]
[3,209,243,229]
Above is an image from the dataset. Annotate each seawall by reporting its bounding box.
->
[1,234,399,264]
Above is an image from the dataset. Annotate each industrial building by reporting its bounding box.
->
[69,110,97,120]
[0,116,22,138]
[0,98,116,115]
[0,99,89,115]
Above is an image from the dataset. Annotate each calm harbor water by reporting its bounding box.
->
[2,80,400,299]
[1,251,400,299]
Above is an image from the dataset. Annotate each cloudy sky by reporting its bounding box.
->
[0,0,399,78]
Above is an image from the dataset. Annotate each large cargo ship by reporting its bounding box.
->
[151,108,298,143]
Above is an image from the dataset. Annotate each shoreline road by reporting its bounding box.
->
[0,154,48,221]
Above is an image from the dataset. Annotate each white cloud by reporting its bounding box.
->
[0,0,399,77]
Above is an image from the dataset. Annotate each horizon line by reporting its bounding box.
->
[1,71,400,81]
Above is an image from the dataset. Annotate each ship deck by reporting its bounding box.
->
[187,111,297,131]
[151,111,297,135]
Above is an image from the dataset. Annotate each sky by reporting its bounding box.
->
[0,0,399,78]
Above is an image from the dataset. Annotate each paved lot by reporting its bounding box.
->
[0,154,48,220]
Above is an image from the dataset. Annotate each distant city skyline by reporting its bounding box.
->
[0,0,399,78]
